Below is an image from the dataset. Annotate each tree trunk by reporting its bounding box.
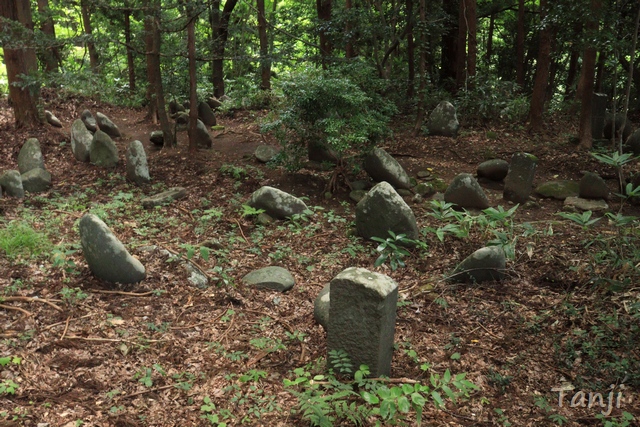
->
[124,7,136,92]
[440,0,457,89]
[578,0,602,149]
[0,0,42,127]
[187,8,198,153]
[406,0,415,98]
[455,0,467,89]
[413,0,427,135]
[210,0,238,98]
[144,0,173,146]
[594,51,606,93]
[528,0,554,132]
[466,0,476,81]
[516,0,525,87]
[257,0,271,90]
[81,0,99,72]
[485,12,494,65]
[36,0,59,73]
[564,49,580,99]
[316,0,332,69]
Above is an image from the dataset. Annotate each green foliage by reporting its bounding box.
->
[0,356,21,396]
[371,231,426,271]
[0,221,52,260]
[596,412,635,427]
[59,287,88,306]
[456,75,529,124]
[556,211,602,229]
[240,204,265,217]
[201,396,229,426]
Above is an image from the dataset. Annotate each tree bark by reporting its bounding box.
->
[144,0,173,146]
[316,0,332,69]
[124,6,136,92]
[187,7,198,153]
[440,0,457,89]
[455,0,467,89]
[36,0,59,73]
[257,0,271,90]
[466,0,476,81]
[0,0,42,127]
[594,51,606,93]
[413,0,427,135]
[578,0,602,149]
[81,0,99,73]
[516,0,525,87]
[485,12,495,65]
[528,0,554,132]
[210,0,238,98]
[406,0,415,98]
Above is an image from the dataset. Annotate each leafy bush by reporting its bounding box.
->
[262,63,397,173]
[455,75,529,124]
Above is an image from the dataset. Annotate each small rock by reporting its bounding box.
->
[150,130,164,146]
[314,284,331,330]
[449,246,506,283]
[242,266,295,292]
[564,196,609,212]
[142,187,187,209]
[45,110,62,127]
[81,109,97,132]
[21,168,52,193]
[255,145,279,163]
[477,159,509,181]
[579,172,610,200]
[349,189,367,203]
[535,180,580,200]
[444,173,490,209]
[248,186,308,219]
[0,170,25,198]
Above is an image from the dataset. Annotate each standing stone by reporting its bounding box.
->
[45,110,62,128]
[0,170,25,198]
[169,100,185,116]
[364,147,412,190]
[355,181,419,243]
[579,171,610,200]
[591,93,608,140]
[79,214,146,285]
[426,101,459,137]
[327,267,398,377]
[624,129,640,155]
[81,109,98,132]
[314,284,331,330]
[126,140,151,185]
[71,119,93,162]
[197,101,217,126]
[90,130,119,168]
[503,152,537,203]
[18,138,45,174]
[449,246,506,283]
[195,119,213,148]
[248,186,308,219]
[444,173,490,209]
[96,112,122,138]
[477,159,509,181]
[21,168,52,193]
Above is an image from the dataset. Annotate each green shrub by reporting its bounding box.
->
[456,75,528,124]
[0,221,52,259]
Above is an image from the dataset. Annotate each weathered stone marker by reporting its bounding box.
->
[503,152,537,203]
[327,267,398,377]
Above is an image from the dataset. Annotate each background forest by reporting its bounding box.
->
[1,0,640,426]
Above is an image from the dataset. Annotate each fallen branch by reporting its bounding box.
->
[2,296,63,312]
[0,303,32,317]
[60,316,71,340]
[119,384,174,399]
[90,290,157,297]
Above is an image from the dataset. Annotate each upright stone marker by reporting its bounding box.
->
[503,152,537,203]
[591,93,608,140]
[327,267,398,377]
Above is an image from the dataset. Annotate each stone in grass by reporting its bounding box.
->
[255,145,279,163]
[21,168,52,193]
[0,170,25,198]
[242,266,295,292]
[18,138,45,174]
[126,140,151,185]
[314,283,330,330]
[564,196,609,213]
[444,173,490,209]
[71,119,93,162]
[327,267,398,377]
[579,172,610,200]
[79,214,146,285]
[449,246,506,284]
[534,180,579,200]
[142,187,187,209]
[248,186,308,219]
[90,130,119,168]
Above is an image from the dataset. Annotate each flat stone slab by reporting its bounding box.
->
[535,180,579,200]
[242,266,295,292]
[142,187,187,208]
[564,196,609,212]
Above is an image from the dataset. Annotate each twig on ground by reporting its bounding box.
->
[2,296,63,312]
[0,303,32,317]
[90,289,156,297]
[119,384,174,399]
[60,316,71,340]
[234,219,251,245]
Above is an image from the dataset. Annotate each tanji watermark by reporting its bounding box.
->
[551,383,627,416]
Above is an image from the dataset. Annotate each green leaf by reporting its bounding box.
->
[397,396,411,413]
[450,352,461,360]
[411,392,426,407]
[361,391,379,404]
[431,390,444,408]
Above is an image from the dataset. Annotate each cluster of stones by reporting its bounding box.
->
[151,97,223,149]
[0,138,52,198]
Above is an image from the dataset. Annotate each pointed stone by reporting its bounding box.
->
[427,101,459,137]
[450,246,506,283]
[364,147,412,190]
[0,170,25,198]
[126,140,151,185]
[96,112,121,138]
[444,173,490,209]
[45,110,62,128]
[18,138,45,174]
[198,101,217,126]
[71,119,93,162]
[90,130,119,168]
[579,172,610,200]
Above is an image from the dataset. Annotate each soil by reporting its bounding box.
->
[0,94,638,427]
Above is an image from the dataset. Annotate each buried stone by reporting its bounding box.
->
[449,246,506,283]
[242,266,295,292]
[247,186,308,219]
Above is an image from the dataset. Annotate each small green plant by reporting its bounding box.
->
[219,164,247,180]
[596,411,635,427]
[0,357,20,396]
[0,220,52,259]
[240,204,265,217]
[200,396,229,426]
[494,408,511,426]
[134,364,166,387]
[372,231,426,271]
[59,287,88,306]
[487,368,513,395]
[556,210,601,229]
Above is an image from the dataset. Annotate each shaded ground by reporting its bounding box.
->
[0,94,638,427]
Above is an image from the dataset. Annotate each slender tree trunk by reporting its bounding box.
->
[345,0,355,58]
[413,0,427,135]
[440,0,457,89]
[124,7,136,92]
[564,49,580,99]
[210,0,238,98]
[257,0,270,90]
[455,0,467,89]
[594,51,606,93]
[187,8,198,153]
[486,12,495,65]
[406,0,415,98]
[316,0,332,69]
[36,0,59,72]
[0,0,42,127]
[528,0,554,132]
[81,0,99,72]
[578,0,602,149]
[516,0,525,87]
[616,2,639,155]
[466,0,476,82]
[144,0,173,146]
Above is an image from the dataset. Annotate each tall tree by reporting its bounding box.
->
[406,0,415,98]
[257,0,271,90]
[413,0,427,134]
[528,0,554,132]
[516,0,525,87]
[123,4,135,92]
[0,0,43,127]
[81,0,99,72]
[187,3,198,153]
[36,0,59,72]
[210,0,238,98]
[440,0,457,88]
[577,0,602,149]
[316,0,332,69]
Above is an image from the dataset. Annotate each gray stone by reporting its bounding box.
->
[18,138,45,174]
[314,283,331,330]
[21,168,51,193]
[71,119,93,162]
[81,109,97,133]
[169,100,185,116]
[150,130,164,147]
[450,246,506,283]
[364,147,412,190]
[248,186,308,219]
[625,129,640,156]
[79,214,146,285]
[414,183,435,197]
[256,212,274,225]
[426,101,459,137]
[126,140,151,185]
[579,172,610,200]
[195,119,213,148]
[477,159,509,181]
[255,145,279,163]
[604,114,632,142]
[535,180,579,200]
[503,152,537,203]
[185,262,208,289]
[0,170,24,198]
[207,97,222,109]
[349,189,367,203]
[219,95,232,103]
[444,173,490,209]
[242,266,295,292]
[355,181,419,243]
[327,267,398,377]
[142,187,187,209]
[96,112,121,138]
[90,130,119,168]
[45,110,62,128]
[564,196,609,212]
[174,112,189,132]
[198,101,217,126]
[592,93,608,139]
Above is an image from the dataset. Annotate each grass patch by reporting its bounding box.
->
[0,221,52,260]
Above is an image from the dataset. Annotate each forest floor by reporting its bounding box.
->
[0,93,639,427]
